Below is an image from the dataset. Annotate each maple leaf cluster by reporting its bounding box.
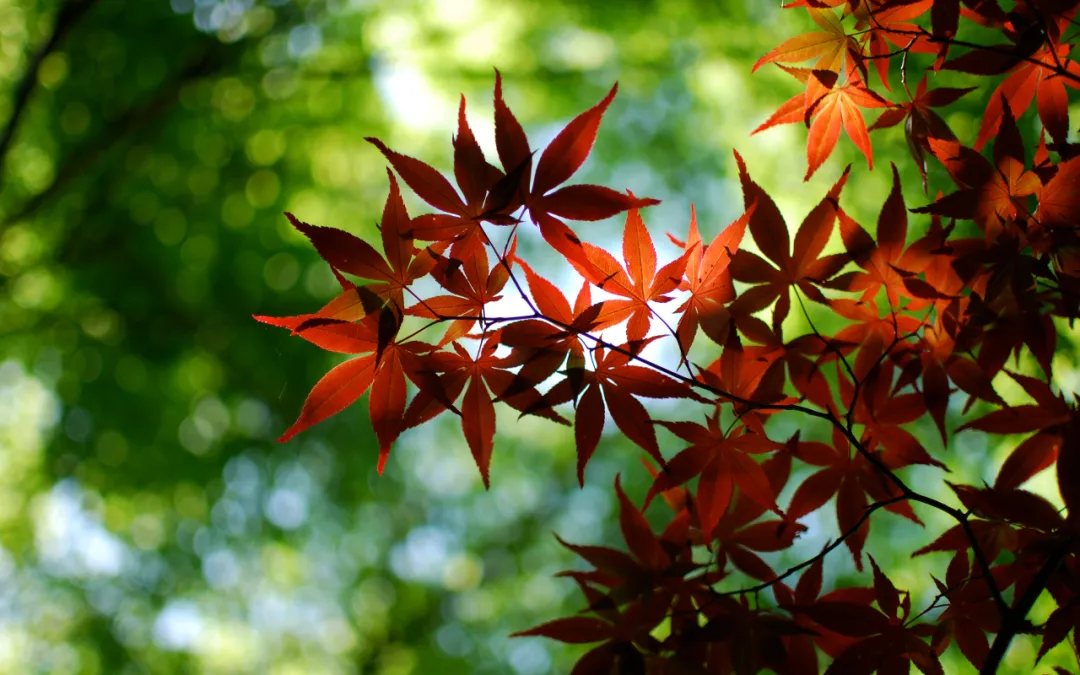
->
[255,1,1080,672]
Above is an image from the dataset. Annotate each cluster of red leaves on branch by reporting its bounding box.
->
[254,0,1080,672]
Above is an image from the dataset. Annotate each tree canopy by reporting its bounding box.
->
[2,0,1078,674]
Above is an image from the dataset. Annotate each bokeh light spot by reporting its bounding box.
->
[263,252,299,291]
[37,51,68,89]
[59,102,90,136]
[114,355,148,393]
[246,129,287,166]
[246,169,280,208]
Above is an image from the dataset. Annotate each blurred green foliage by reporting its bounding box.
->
[0,0,1072,673]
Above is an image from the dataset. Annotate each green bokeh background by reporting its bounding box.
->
[0,0,1077,672]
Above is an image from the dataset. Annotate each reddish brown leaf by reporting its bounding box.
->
[287,213,392,283]
[366,137,465,215]
[279,356,377,443]
[370,348,407,472]
[1057,417,1080,525]
[801,601,891,637]
[462,374,496,488]
[541,184,655,221]
[575,384,604,485]
[868,555,900,620]
[995,432,1062,491]
[1039,154,1080,228]
[511,617,613,644]
[805,81,889,179]
[533,84,618,196]
[493,69,531,178]
[615,475,667,569]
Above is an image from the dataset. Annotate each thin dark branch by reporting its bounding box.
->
[648,304,695,378]
[891,24,1080,86]
[981,536,1074,674]
[906,565,998,628]
[402,260,1011,617]
[395,313,538,343]
[715,495,906,598]
[827,415,1009,616]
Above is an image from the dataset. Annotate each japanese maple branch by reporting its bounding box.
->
[647,305,696,379]
[981,535,1075,675]
[1020,0,1069,74]
[714,495,906,598]
[790,287,860,424]
[415,276,1010,616]
[412,225,1012,618]
[402,300,827,421]
[396,314,539,343]
[414,279,1010,617]
[797,320,1008,616]
[908,552,1009,630]
[525,306,1007,619]
[883,24,1080,86]
[844,314,910,432]
[824,408,1009,616]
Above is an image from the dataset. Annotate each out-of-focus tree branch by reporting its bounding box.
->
[0,0,100,190]
[0,43,229,233]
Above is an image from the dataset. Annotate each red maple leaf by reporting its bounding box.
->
[932,550,1007,670]
[405,237,514,346]
[543,342,705,484]
[774,556,874,661]
[255,309,427,473]
[927,0,1006,42]
[753,65,889,180]
[869,77,976,190]
[499,257,645,412]
[488,71,661,272]
[753,7,862,76]
[403,331,557,487]
[668,203,750,358]
[913,102,1040,239]
[944,10,1079,150]
[698,328,791,434]
[729,152,851,333]
[365,96,513,256]
[647,416,784,542]
[577,204,691,343]
[512,477,693,673]
[855,0,935,88]
[832,164,939,307]
[1036,152,1080,229]
[285,171,441,313]
[803,73,891,179]
[710,450,804,581]
[796,557,944,675]
[787,423,931,569]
